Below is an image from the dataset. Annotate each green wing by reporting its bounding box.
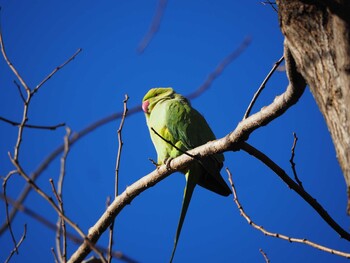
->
[166,98,230,196]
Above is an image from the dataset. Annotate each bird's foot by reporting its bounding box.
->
[164,157,173,171]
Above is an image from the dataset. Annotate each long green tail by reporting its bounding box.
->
[169,171,197,263]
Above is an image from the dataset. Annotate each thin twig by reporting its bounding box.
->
[259,248,270,263]
[0,18,30,93]
[243,55,284,119]
[261,1,278,12]
[227,168,350,259]
[108,95,129,262]
[0,116,65,130]
[0,20,80,164]
[115,95,129,197]
[150,127,196,159]
[32,48,82,95]
[13,80,26,103]
[239,141,350,241]
[2,171,19,253]
[57,127,71,262]
[290,132,303,188]
[106,196,114,263]
[187,37,252,100]
[0,193,138,263]
[51,247,60,263]
[4,224,27,263]
[49,178,63,262]
[0,17,30,162]
[148,158,158,167]
[12,96,29,162]
[137,0,168,53]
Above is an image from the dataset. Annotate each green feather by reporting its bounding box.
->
[142,87,231,262]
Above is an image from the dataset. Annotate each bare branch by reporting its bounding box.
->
[13,98,29,162]
[56,127,71,263]
[290,132,303,188]
[8,153,107,262]
[32,48,82,95]
[137,0,168,53]
[1,16,32,163]
[261,1,278,12]
[13,80,26,103]
[4,224,27,263]
[0,193,138,263]
[0,116,65,130]
[0,19,80,164]
[187,37,252,100]
[51,247,60,263]
[2,170,19,253]
[106,197,114,263]
[115,95,129,197]
[49,178,63,261]
[0,104,142,235]
[239,141,350,241]
[227,168,350,259]
[0,19,30,93]
[259,248,270,263]
[243,55,284,119]
[108,95,129,263]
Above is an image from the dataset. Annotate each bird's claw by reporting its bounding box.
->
[164,157,173,171]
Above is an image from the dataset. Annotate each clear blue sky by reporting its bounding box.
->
[0,1,348,262]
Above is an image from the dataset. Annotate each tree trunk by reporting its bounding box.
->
[276,0,350,213]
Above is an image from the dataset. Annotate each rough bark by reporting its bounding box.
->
[276,0,350,213]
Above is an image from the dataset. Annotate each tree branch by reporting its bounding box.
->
[243,55,284,119]
[137,0,168,53]
[289,132,303,188]
[2,170,20,254]
[259,248,270,263]
[0,18,30,93]
[8,154,107,262]
[0,193,138,263]
[187,36,252,100]
[239,141,350,241]
[32,48,82,95]
[0,116,65,130]
[4,224,26,263]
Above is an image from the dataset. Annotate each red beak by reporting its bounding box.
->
[142,100,150,113]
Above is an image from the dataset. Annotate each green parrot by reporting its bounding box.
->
[142,87,231,262]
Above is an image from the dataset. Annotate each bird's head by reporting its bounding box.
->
[142,87,175,114]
